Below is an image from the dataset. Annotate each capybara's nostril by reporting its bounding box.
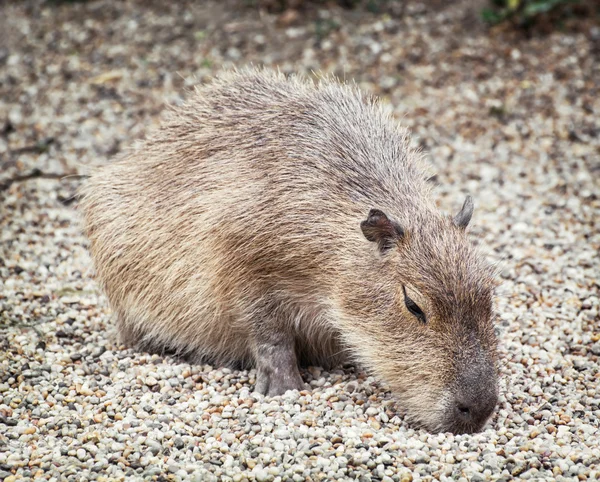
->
[457,404,471,417]
[454,401,476,425]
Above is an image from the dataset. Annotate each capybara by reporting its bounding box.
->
[80,68,499,434]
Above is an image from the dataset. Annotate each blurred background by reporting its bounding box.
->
[1,0,598,184]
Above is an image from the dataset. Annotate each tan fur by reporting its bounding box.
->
[79,68,499,433]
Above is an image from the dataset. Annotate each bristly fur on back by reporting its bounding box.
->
[79,67,499,434]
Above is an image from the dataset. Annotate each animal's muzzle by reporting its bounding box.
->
[445,355,499,434]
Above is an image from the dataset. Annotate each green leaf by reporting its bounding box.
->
[481,7,506,24]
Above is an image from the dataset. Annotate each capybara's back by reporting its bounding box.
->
[80,68,499,434]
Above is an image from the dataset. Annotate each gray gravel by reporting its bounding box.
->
[1,0,599,481]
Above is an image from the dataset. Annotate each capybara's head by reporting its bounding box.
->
[353,196,499,434]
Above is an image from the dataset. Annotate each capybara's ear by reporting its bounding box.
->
[453,195,474,229]
[360,209,404,253]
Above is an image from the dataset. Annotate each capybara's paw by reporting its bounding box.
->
[254,365,305,396]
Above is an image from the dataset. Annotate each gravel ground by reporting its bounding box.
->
[1,1,599,481]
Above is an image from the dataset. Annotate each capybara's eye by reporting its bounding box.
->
[403,286,426,324]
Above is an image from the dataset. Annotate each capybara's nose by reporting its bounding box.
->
[447,356,499,434]
[452,389,498,432]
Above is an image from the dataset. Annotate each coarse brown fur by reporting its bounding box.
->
[79,67,499,434]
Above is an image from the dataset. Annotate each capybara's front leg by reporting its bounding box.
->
[252,332,305,396]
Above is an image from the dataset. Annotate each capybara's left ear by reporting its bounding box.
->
[361,208,404,253]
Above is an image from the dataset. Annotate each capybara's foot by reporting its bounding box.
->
[253,342,305,396]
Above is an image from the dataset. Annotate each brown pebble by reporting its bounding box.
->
[277,9,300,27]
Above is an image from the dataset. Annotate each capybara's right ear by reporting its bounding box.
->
[361,209,404,253]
